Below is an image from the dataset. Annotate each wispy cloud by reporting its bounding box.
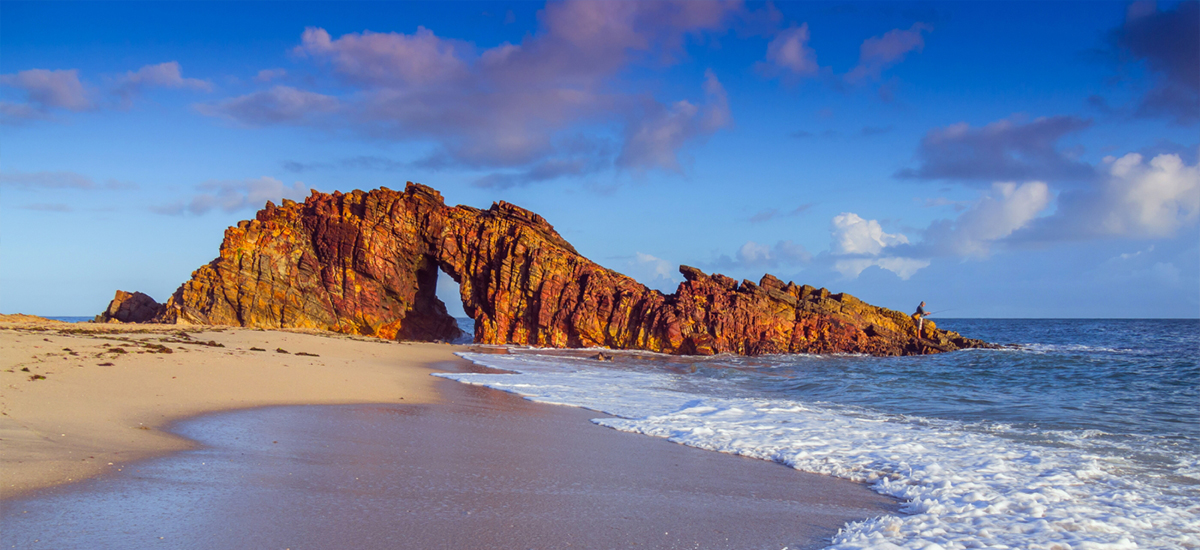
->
[197,1,744,182]
[616,69,731,172]
[0,69,93,122]
[0,170,137,190]
[20,203,73,213]
[195,86,339,125]
[2,62,211,122]
[1023,152,1199,240]
[749,203,814,223]
[282,155,410,173]
[920,181,1052,257]
[473,156,607,189]
[895,115,1095,185]
[860,125,894,136]
[710,239,812,271]
[254,68,287,83]
[152,176,312,215]
[845,23,932,84]
[756,24,820,79]
[922,197,970,211]
[114,62,212,106]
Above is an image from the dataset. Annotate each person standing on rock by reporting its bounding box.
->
[913,301,927,339]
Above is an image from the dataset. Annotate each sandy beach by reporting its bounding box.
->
[0,316,454,499]
[1,316,895,548]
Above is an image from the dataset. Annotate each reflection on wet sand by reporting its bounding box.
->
[1,367,895,550]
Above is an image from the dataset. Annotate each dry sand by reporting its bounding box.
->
[0,316,460,499]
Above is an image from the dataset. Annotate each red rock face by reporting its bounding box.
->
[155,185,460,341]
[129,182,989,355]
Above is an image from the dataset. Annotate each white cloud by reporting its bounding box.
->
[824,152,1195,280]
[737,241,773,265]
[623,252,682,292]
[830,212,927,279]
[635,252,676,279]
[831,212,909,255]
[930,181,1051,256]
[1099,153,1199,237]
[1026,152,1200,240]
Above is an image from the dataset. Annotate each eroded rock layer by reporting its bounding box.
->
[95,290,165,323]
[134,183,988,355]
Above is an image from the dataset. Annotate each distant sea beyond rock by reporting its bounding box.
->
[99,183,991,356]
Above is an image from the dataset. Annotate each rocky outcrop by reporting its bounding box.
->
[154,185,461,342]
[95,290,165,323]
[134,182,989,356]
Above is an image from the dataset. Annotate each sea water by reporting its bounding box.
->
[439,319,1199,549]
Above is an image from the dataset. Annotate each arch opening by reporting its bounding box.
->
[435,266,474,343]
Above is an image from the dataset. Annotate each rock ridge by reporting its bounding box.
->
[104,182,991,356]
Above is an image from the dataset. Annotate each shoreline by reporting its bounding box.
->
[3,376,897,550]
[1,316,897,548]
[0,317,464,499]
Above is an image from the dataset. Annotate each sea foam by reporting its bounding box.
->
[439,350,1200,549]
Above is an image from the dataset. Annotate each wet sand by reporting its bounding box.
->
[1,318,896,549]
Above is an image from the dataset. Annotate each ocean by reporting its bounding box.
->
[441,319,1200,549]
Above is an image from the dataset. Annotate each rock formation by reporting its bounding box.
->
[110,182,989,356]
[95,290,165,323]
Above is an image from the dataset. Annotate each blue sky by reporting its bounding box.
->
[2,1,1197,318]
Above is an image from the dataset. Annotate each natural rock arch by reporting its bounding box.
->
[139,182,987,356]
